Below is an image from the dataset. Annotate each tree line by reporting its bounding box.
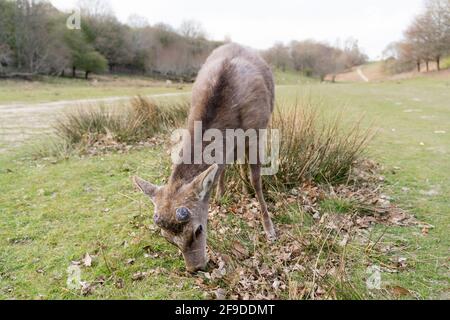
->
[383,0,450,73]
[0,0,221,80]
[262,39,368,81]
[0,0,370,81]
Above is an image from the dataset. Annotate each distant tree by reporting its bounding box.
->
[64,28,107,79]
[424,0,450,70]
[383,41,419,73]
[0,0,220,79]
[397,0,450,73]
[74,51,108,79]
[342,38,368,68]
[126,14,150,28]
[0,0,15,72]
[178,20,206,39]
[0,44,13,73]
[286,40,352,80]
[263,42,292,71]
[77,0,114,19]
[80,10,133,72]
[10,0,71,74]
[289,40,317,75]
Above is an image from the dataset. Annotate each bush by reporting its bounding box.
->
[52,96,371,189]
[382,58,416,75]
[54,96,189,147]
[226,99,372,192]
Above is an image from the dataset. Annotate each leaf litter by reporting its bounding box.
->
[75,159,418,299]
[188,159,419,299]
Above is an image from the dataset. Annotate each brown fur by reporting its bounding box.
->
[170,43,274,183]
[134,43,276,272]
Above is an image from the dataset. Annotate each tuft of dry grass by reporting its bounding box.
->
[50,96,371,189]
[226,99,373,194]
[54,96,189,147]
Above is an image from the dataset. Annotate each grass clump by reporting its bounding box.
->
[270,100,372,186]
[320,198,355,214]
[227,99,373,193]
[54,96,189,147]
[48,96,371,189]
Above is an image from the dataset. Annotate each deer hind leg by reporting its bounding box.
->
[249,164,276,241]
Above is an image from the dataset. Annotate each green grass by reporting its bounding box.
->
[273,69,316,85]
[0,73,449,299]
[0,76,190,104]
[0,71,304,105]
[319,198,355,214]
[442,56,450,70]
[276,77,450,299]
[0,148,202,299]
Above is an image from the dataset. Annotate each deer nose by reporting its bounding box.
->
[186,261,208,273]
[153,213,160,224]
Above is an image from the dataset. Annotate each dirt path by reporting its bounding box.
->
[0,86,299,152]
[357,67,370,82]
[0,92,190,152]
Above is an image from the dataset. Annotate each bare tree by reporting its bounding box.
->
[126,14,150,28]
[77,0,114,20]
[424,0,450,70]
[400,0,450,72]
[342,38,368,68]
[263,42,292,71]
[13,0,70,73]
[178,19,206,39]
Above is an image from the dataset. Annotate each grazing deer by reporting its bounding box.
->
[133,43,276,272]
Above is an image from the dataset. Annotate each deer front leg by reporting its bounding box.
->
[240,164,249,195]
[249,164,276,241]
[215,168,226,200]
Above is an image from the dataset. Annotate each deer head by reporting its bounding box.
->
[133,164,219,272]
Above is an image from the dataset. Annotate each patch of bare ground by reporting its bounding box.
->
[328,61,450,83]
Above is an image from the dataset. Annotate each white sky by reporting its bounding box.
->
[50,0,426,60]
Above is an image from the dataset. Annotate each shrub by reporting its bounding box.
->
[226,99,372,192]
[52,96,371,189]
[54,96,189,147]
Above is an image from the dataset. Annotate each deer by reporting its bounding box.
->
[133,43,276,272]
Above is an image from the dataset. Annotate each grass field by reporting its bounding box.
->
[0,73,449,299]
[0,76,190,104]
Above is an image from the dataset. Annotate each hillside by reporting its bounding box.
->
[329,59,450,83]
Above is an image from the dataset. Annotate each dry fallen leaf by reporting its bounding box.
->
[215,288,227,300]
[388,285,411,297]
[80,281,94,296]
[115,278,124,289]
[231,241,249,259]
[132,271,147,281]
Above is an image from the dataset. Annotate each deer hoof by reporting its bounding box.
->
[264,224,277,242]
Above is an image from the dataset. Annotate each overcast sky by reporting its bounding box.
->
[50,0,426,60]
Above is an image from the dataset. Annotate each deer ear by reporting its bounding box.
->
[191,164,220,201]
[133,176,159,200]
